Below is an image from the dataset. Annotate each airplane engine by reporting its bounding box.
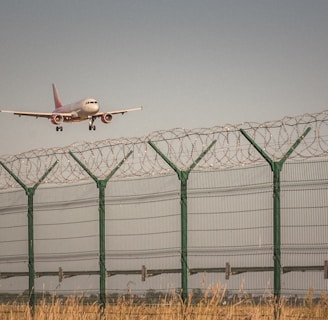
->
[101,113,113,124]
[51,114,64,125]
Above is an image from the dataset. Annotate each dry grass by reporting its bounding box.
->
[0,287,327,320]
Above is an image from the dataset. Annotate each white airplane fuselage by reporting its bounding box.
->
[53,98,100,122]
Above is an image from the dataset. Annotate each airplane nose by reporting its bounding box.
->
[84,100,100,113]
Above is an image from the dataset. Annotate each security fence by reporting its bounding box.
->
[0,109,327,316]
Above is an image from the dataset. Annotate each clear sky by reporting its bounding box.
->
[0,0,328,156]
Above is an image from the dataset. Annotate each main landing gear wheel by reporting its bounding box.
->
[89,124,96,131]
[56,126,63,131]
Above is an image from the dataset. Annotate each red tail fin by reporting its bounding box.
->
[52,83,63,109]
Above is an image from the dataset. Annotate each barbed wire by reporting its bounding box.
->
[0,109,327,190]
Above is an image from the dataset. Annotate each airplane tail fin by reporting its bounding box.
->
[52,83,63,109]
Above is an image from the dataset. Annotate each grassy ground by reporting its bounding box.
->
[0,289,327,319]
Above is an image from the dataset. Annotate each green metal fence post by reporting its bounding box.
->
[240,127,311,320]
[0,160,58,314]
[148,140,216,302]
[69,150,132,311]
[27,188,35,312]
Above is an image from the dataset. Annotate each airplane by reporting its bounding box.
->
[0,83,143,131]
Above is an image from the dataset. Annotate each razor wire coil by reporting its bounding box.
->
[0,109,327,190]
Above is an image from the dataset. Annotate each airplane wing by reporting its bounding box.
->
[93,106,143,117]
[0,110,72,119]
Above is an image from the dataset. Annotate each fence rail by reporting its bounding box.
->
[0,265,325,280]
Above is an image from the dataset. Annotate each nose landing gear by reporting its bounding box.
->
[89,116,96,131]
